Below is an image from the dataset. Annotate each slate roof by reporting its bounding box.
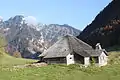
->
[40,35,106,58]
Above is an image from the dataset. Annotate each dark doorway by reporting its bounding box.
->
[74,53,84,64]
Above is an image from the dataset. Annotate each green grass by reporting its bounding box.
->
[0,52,36,66]
[0,63,120,80]
[0,51,120,80]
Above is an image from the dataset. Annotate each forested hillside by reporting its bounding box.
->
[78,0,120,48]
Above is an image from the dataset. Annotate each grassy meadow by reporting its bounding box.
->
[0,51,120,80]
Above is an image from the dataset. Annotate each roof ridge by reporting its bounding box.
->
[66,36,74,54]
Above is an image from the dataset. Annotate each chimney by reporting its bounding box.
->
[96,43,102,50]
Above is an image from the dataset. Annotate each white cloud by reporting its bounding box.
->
[24,16,38,26]
[0,16,3,22]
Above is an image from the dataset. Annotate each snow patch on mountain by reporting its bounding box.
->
[0,16,3,22]
[3,28,10,32]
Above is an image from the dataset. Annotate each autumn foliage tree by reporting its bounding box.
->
[13,51,22,58]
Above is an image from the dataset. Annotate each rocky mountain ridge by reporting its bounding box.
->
[0,15,80,58]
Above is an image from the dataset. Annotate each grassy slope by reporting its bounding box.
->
[0,52,36,66]
[0,51,119,80]
[0,36,36,66]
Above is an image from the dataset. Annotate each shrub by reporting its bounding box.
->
[13,51,22,58]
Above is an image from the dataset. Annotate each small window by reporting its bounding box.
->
[70,57,72,59]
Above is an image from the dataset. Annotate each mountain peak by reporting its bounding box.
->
[8,15,38,26]
[12,15,24,20]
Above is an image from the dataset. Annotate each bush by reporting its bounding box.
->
[90,57,96,66]
[13,51,22,58]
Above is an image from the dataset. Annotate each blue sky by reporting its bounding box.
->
[0,0,111,30]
